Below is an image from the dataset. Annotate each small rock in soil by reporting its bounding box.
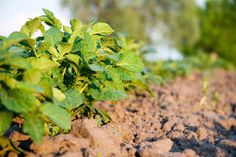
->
[174,123,185,132]
[73,119,121,156]
[139,138,173,157]
[184,149,200,157]
[196,127,208,140]
[163,120,176,132]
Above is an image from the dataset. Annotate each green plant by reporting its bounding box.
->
[147,60,192,83]
[185,52,234,70]
[146,51,234,85]
[0,9,147,145]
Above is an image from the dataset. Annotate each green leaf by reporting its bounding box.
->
[42,9,62,28]
[65,54,80,65]
[38,16,53,26]
[5,78,44,93]
[44,27,62,45]
[23,38,37,49]
[104,52,121,62]
[20,18,41,37]
[1,89,36,113]
[37,41,50,52]
[40,103,71,130]
[117,52,144,73]
[81,31,96,54]
[23,113,44,143]
[6,46,25,56]
[116,68,135,81]
[106,69,124,91]
[0,32,28,49]
[18,82,44,93]
[137,80,154,96]
[8,31,28,41]
[58,42,72,57]
[63,25,72,34]
[3,57,32,69]
[90,23,114,35]
[88,64,104,72]
[70,19,83,31]
[24,69,42,84]
[0,111,13,136]
[38,23,45,33]
[101,38,121,52]
[53,88,66,102]
[60,89,84,110]
[90,87,128,101]
[31,57,59,70]
[48,46,59,57]
[39,80,53,98]
[68,19,83,44]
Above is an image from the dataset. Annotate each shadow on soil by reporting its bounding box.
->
[170,118,236,157]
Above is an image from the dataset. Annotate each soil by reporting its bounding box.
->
[6,69,236,157]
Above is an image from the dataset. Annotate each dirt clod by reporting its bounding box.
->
[196,127,208,140]
[184,149,199,157]
[139,138,173,157]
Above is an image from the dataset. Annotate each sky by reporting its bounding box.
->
[197,0,206,7]
[0,0,71,36]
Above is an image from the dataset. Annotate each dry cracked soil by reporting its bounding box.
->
[6,70,236,157]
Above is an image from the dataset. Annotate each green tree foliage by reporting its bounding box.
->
[62,0,147,40]
[154,0,200,49]
[197,0,236,64]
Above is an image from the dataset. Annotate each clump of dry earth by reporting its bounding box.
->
[7,70,236,157]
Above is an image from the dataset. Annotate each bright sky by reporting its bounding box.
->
[0,0,71,36]
[197,0,206,7]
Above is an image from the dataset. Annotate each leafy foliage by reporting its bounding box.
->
[0,9,147,143]
[147,52,234,83]
[196,0,236,65]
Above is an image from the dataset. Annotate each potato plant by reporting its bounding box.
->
[0,9,147,144]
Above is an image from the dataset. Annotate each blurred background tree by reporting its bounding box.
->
[61,0,147,40]
[61,0,199,46]
[62,0,236,65]
[196,0,236,64]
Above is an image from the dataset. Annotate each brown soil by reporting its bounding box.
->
[7,70,236,157]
